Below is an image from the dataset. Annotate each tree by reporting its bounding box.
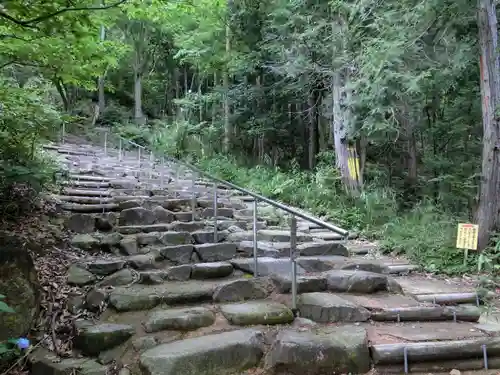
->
[475,0,500,250]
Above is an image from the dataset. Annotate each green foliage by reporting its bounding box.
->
[0,295,18,364]
[0,295,14,314]
[195,153,499,275]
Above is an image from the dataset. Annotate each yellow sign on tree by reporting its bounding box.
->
[456,223,479,250]
[456,223,479,266]
[347,146,360,180]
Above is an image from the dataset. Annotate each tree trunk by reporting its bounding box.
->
[223,22,231,153]
[332,70,361,194]
[307,89,318,170]
[133,70,144,124]
[475,0,500,250]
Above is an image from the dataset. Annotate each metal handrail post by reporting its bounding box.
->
[290,215,298,315]
[253,199,259,277]
[213,183,218,242]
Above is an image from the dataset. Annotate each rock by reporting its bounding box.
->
[298,292,370,323]
[101,232,123,248]
[139,270,168,284]
[74,323,135,355]
[217,220,247,231]
[213,278,273,302]
[160,231,193,245]
[87,260,126,276]
[159,244,194,264]
[271,274,326,293]
[71,233,100,250]
[66,213,95,233]
[450,370,461,375]
[153,206,175,223]
[143,307,216,332]
[162,198,190,210]
[297,242,349,257]
[119,368,132,375]
[292,317,317,328]
[67,294,86,314]
[220,301,294,325]
[175,211,194,222]
[127,253,161,270]
[95,213,117,231]
[237,241,282,257]
[29,348,107,375]
[139,329,264,375]
[170,221,206,232]
[119,236,138,255]
[86,288,109,311]
[119,199,143,210]
[132,336,158,351]
[98,269,135,287]
[258,229,313,242]
[109,282,216,312]
[191,262,233,279]
[297,256,388,274]
[119,207,156,226]
[192,230,227,244]
[67,265,96,286]
[324,270,400,293]
[264,326,370,374]
[231,257,306,277]
[0,234,40,342]
[194,243,237,262]
[166,265,192,281]
[201,207,234,218]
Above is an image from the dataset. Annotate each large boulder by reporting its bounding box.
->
[264,326,370,374]
[0,233,40,341]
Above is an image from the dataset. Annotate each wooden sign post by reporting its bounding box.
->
[456,223,479,266]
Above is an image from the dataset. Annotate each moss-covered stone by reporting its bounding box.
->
[220,301,294,326]
[29,348,107,375]
[0,233,40,342]
[264,326,370,374]
[74,322,135,355]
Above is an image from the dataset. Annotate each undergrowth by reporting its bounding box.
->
[197,155,497,275]
[113,120,500,276]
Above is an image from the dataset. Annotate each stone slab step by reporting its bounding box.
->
[62,202,119,213]
[62,180,111,189]
[139,329,264,375]
[62,188,112,197]
[369,323,500,373]
[236,240,349,258]
[55,195,114,205]
[396,276,477,295]
[69,174,113,182]
[386,264,419,274]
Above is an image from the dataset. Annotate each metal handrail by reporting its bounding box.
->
[61,122,350,314]
[65,123,349,237]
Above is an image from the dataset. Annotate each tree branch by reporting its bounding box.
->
[0,0,127,27]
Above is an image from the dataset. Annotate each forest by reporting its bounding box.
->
[0,0,499,275]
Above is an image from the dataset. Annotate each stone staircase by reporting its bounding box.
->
[30,136,500,375]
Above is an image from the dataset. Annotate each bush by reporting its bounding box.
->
[0,78,60,218]
[0,294,30,368]
[115,120,500,276]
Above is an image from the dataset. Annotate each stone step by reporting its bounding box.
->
[68,174,113,182]
[370,323,500,373]
[62,180,111,189]
[62,188,112,197]
[386,264,419,274]
[62,202,119,213]
[80,268,408,312]
[55,195,114,205]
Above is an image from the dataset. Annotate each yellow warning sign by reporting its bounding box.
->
[347,147,360,180]
[456,223,479,250]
